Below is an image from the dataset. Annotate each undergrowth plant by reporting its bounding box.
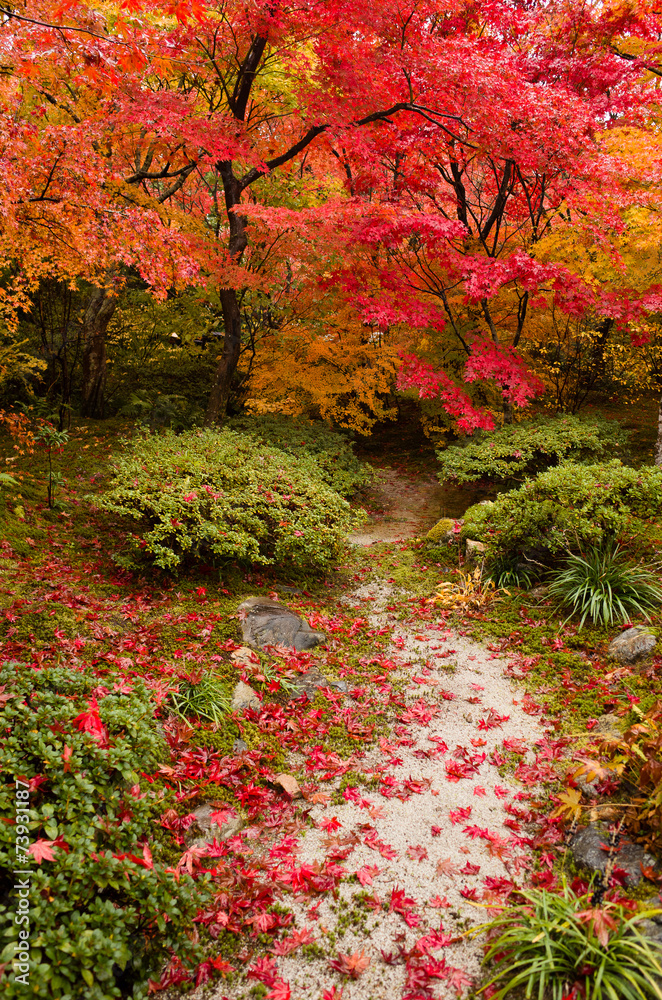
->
[92,427,363,573]
[479,882,662,1000]
[548,546,662,627]
[169,673,232,725]
[437,413,628,485]
[435,567,507,610]
[485,554,538,590]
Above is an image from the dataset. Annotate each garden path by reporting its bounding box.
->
[202,478,551,1000]
[347,465,489,546]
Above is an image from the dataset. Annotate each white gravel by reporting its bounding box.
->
[204,576,546,1000]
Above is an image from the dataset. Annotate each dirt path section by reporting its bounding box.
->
[349,467,488,546]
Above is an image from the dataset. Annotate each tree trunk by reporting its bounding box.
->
[655,392,662,467]
[204,160,249,425]
[81,282,117,418]
[204,288,243,424]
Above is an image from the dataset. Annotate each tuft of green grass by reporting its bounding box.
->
[169,674,232,725]
[479,881,662,1000]
[548,545,662,628]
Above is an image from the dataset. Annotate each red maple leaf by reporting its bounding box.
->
[28,839,57,863]
[328,950,371,979]
[356,864,380,886]
[429,894,451,908]
[576,908,618,948]
[266,980,291,1000]
[436,858,459,877]
[70,697,108,745]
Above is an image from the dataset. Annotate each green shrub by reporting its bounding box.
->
[437,414,628,485]
[227,414,371,497]
[462,461,662,565]
[0,662,210,999]
[92,428,362,572]
[480,882,662,1000]
[548,545,662,627]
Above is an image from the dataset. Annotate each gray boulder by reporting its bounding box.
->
[287,664,348,702]
[238,597,326,652]
[570,822,660,888]
[465,539,486,563]
[608,627,656,663]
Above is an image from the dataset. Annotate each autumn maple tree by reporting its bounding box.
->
[0,0,662,428]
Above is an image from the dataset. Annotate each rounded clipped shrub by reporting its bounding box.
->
[462,460,662,565]
[227,413,371,497]
[92,428,363,572]
[436,413,628,485]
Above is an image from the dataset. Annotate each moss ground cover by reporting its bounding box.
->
[0,419,416,997]
[2,417,662,999]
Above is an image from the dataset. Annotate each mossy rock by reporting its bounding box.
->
[426,517,455,544]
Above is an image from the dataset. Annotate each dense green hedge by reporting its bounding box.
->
[436,414,628,485]
[227,414,371,497]
[0,662,209,999]
[462,460,662,563]
[93,428,362,572]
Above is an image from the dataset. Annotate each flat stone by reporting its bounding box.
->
[274,773,301,798]
[231,680,260,711]
[232,738,249,753]
[570,822,660,887]
[594,713,622,738]
[465,539,486,562]
[185,804,243,846]
[287,664,348,701]
[238,597,325,652]
[230,645,262,671]
[608,627,656,663]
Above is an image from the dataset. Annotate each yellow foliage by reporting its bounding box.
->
[434,568,508,610]
[0,339,46,393]
[241,298,401,434]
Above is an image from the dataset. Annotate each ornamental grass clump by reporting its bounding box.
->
[479,883,662,1000]
[548,545,662,627]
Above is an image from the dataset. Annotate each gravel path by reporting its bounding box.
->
[348,466,484,546]
[198,469,548,1000]
[203,589,546,1000]
[255,585,543,999]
